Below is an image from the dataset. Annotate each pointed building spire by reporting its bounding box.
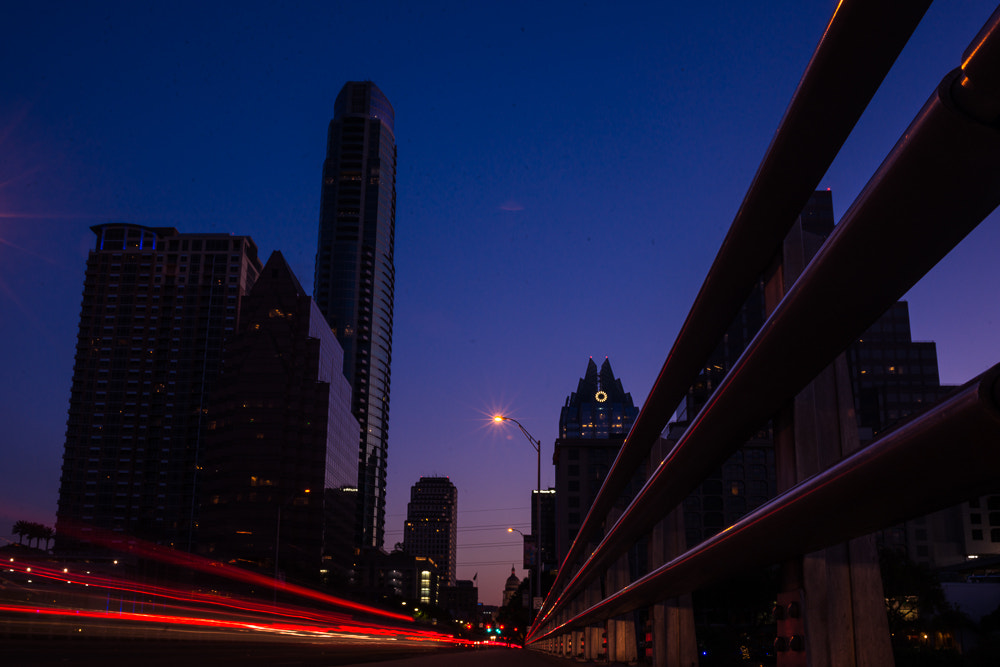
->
[559,357,639,439]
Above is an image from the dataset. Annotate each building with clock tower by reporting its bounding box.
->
[552,357,639,563]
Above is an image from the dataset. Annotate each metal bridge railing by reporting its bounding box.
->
[527,0,1000,658]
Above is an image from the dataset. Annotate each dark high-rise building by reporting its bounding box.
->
[403,476,457,586]
[198,252,359,585]
[313,81,397,550]
[553,357,639,563]
[56,224,261,553]
[441,579,479,623]
[559,356,639,440]
[672,191,973,568]
[845,301,951,442]
[674,191,834,548]
[532,488,556,574]
[844,302,973,568]
[352,549,440,606]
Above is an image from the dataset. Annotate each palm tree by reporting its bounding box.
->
[40,525,55,551]
[25,522,46,549]
[11,520,29,545]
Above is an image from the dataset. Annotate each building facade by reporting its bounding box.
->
[441,579,479,623]
[844,301,979,568]
[313,81,397,550]
[403,476,458,586]
[553,357,640,563]
[531,488,556,574]
[673,191,832,549]
[198,252,359,585]
[55,223,261,553]
[351,548,440,606]
[673,191,973,569]
[502,565,521,607]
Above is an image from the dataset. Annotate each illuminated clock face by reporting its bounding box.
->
[595,390,608,403]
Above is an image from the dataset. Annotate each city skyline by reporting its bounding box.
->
[4,1,1000,606]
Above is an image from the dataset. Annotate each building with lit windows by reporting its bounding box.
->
[845,301,975,567]
[553,357,639,563]
[349,548,440,606]
[558,357,639,439]
[313,81,397,551]
[198,252,359,585]
[55,224,261,554]
[402,476,458,586]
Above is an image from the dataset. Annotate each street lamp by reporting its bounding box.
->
[492,414,542,618]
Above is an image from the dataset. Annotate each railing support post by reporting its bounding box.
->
[604,505,638,663]
[649,437,698,667]
[584,577,603,661]
[770,217,894,667]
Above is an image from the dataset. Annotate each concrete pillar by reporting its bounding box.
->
[602,505,637,664]
[768,216,894,667]
[584,578,603,661]
[648,437,699,667]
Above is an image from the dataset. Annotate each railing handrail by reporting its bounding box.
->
[530,0,1000,646]
[531,0,933,638]
[531,364,1000,642]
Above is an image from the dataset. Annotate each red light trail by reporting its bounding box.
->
[2,525,475,648]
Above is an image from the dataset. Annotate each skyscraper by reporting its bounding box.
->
[531,488,557,575]
[844,301,974,567]
[558,356,639,440]
[313,81,396,550]
[56,224,261,553]
[673,191,832,548]
[198,252,359,585]
[553,357,639,562]
[403,476,458,586]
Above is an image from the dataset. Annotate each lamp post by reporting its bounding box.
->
[493,415,541,618]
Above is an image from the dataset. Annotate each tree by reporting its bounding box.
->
[880,546,968,664]
[30,522,46,548]
[880,546,949,632]
[13,522,54,550]
[40,525,55,551]
[11,520,29,545]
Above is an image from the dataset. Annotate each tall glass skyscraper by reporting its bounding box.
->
[313,81,396,550]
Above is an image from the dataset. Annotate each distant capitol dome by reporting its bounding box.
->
[502,565,521,606]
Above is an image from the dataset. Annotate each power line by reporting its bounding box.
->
[458,560,529,566]
[385,522,529,536]
[386,506,529,519]
[458,541,522,549]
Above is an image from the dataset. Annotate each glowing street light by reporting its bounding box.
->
[492,414,542,619]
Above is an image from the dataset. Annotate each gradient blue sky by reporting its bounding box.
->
[3,1,999,605]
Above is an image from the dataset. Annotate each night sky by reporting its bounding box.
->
[3,1,1000,606]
